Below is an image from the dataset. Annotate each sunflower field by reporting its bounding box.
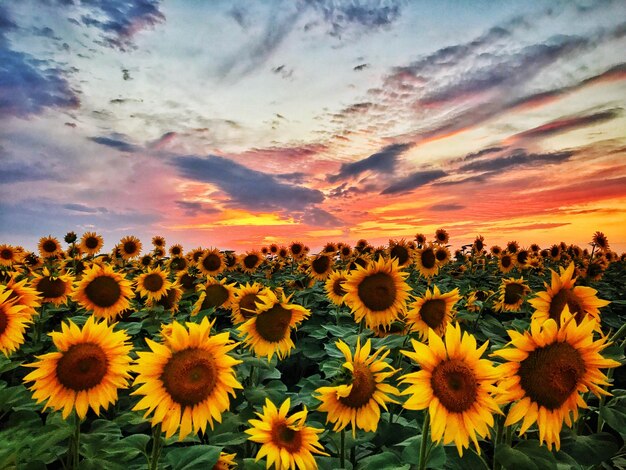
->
[0,231,625,470]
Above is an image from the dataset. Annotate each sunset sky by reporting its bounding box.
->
[2,0,625,253]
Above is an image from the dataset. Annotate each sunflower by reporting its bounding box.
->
[315,338,399,436]
[240,251,263,274]
[269,243,279,255]
[197,248,226,276]
[0,286,31,356]
[261,246,270,256]
[529,262,608,326]
[548,244,561,260]
[490,245,502,256]
[435,245,451,266]
[214,453,237,470]
[406,286,460,339]
[506,241,519,254]
[434,228,449,244]
[339,244,352,260]
[343,258,410,330]
[473,235,485,253]
[135,266,171,302]
[118,236,142,260]
[132,317,242,440]
[23,316,132,419]
[231,282,267,325]
[0,244,23,266]
[308,254,333,281]
[276,246,289,259]
[176,269,197,292]
[147,284,183,313]
[465,290,491,313]
[400,323,501,456]
[495,278,530,312]
[246,397,328,470]
[168,256,188,272]
[497,253,515,274]
[38,236,62,258]
[169,244,184,258]
[139,254,153,267]
[32,269,73,306]
[388,239,413,267]
[515,249,530,268]
[289,242,306,260]
[79,232,104,256]
[492,308,620,450]
[192,277,236,315]
[238,290,310,361]
[4,276,41,315]
[73,264,132,321]
[325,270,348,306]
[414,244,439,278]
[592,231,609,252]
[152,236,165,248]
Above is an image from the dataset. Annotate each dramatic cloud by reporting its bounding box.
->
[175,200,220,217]
[173,155,324,212]
[301,207,343,227]
[328,143,410,183]
[381,169,447,195]
[308,0,404,37]
[89,136,140,153]
[457,150,575,173]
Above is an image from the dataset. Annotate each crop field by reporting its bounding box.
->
[0,231,624,470]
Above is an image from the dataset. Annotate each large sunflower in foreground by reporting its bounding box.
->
[79,232,104,256]
[495,277,530,312]
[246,397,328,470]
[238,290,310,361]
[135,266,171,302]
[231,282,267,325]
[414,244,439,278]
[315,338,400,436]
[32,269,73,307]
[192,277,236,315]
[405,286,460,339]
[325,270,348,306]
[492,308,620,450]
[73,264,133,321]
[131,317,242,440]
[23,316,132,419]
[529,262,608,326]
[0,286,31,356]
[343,258,410,330]
[400,323,501,456]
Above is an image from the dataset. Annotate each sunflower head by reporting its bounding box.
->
[325,270,348,306]
[79,232,104,256]
[240,251,263,273]
[231,282,268,325]
[0,245,23,266]
[72,264,132,321]
[38,236,62,258]
[388,239,413,267]
[136,266,171,302]
[415,244,439,278]
[197,248,226,276]
[308,254,333,281]
[406,286,460,339]
[32,269,73,306]
[498,253,515,274]
[434,228,449,244]
[495,277,530,312]
[592,231,609,251]
[473,235,485,253]
[506,241,519,253]
[192,277,236,315]
[0,286,31,356]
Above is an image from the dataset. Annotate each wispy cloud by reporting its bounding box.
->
[381,169,447,195]
[89,135,140,153]
[328,143,410,183]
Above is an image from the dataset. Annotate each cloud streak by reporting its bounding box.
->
[328,143,410,183]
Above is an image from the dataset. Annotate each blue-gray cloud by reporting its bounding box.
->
[328,143,411,183]
[172,155,324,212]
[308,0,404,37]
[89,136,139,152]
[0,160,63,183]
[381,169,447,195]
[175,200,220,217]
[301,207,343,227]
[458,150,575,173]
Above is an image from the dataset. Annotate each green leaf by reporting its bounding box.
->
[560,432,619,466]
[165,445,222,470]
[397,436,445,468]
[444,446,489,470]
[242,458,266,469]
[495,441,557,470]
[209,431,249,446]
[601,395,626,435]
[359,451,409,470]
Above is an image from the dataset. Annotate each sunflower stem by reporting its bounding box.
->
[69,412,81,470]
[493,415,504,470]
[418,412,430,470]
[149,423,163,470]
[609,323,626,344]
[339,428,346,468]
[597,367,615,433]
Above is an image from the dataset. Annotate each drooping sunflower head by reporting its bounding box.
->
[495,277,530,312]
[493,308,620,450]
[24,316,133,419]
[238,290,311,361]
[406,286,460,339]
[529,262,609,327]
[32,269,73,306]
[0,244,23,266]
[315,338,400,436]
[308,254,333,281]
[132,317,242,440]
[135,266,171,302]
[592,231,609,251]
[400,323,502,456]
[498,253,515,274]
[343,257,410,330]
[118,236,142,260]
[415,244,439,278]
[473,235,485,253]
[231,282,268,325]
[192,277,236,315]
[388,239,413,267]
[79,232,104,256]
[0,286,31,356]
[434,228,449,244]
[465,289,492,313]
[246,397,328,469]
[240,251,263,273]
[325,270,348,306]
[73,264,132,321]
[38,236,62,258]
[197,248,225,276]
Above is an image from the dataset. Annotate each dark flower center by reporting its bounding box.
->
[312,256,331,274]
[332,277,347,297]
[518,342,585,410]
[338,362,377,408]
[390,245,410,265]
[42,240,58,253]
[85,276,122,308]
[420,299,446,329]
[357,272,396,311]
[0,306,8,335]
[255,304,292,342]
[161,348,217,407]
[202,253,222,272]
[85,237,99,249]
[56,343,108,391]
[238,293,261,319]
[431,359,478,413]
[501,255,512,268]
[548,288,584,325]
[504,283,526,306]
[143,273,164,292]
[272,422,303,453]
[36,277,68,299]
[420,249,436,269]
[1,248,13,260]
[123,241,137,254]
[243,254,260,269]
[201,284,229,309]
